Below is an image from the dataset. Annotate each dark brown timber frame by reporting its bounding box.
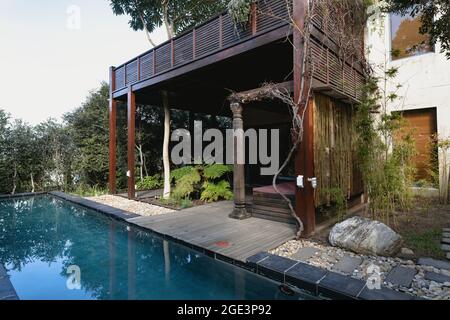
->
[109,67,117,195]
[294,0,315,236]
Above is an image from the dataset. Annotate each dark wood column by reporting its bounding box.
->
[109,67,117,194]
[127,87,136,199]
[229,102,251,220]
[294,0,315,236]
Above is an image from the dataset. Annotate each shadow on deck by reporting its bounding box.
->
[127,201,296,262]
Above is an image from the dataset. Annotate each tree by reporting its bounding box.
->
[0,110,11,193]
[110,0,228,198]
[64,83,110,188]
[383,0,450,59]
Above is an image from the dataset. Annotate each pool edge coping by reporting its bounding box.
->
[2,191,418,301]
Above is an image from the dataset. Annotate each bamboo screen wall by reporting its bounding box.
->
[313,94,363,207]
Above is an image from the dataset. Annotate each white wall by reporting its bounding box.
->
[366,9,450,189]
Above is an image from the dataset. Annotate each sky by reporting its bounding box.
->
[0,0,167,125]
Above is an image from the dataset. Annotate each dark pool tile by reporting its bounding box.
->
[257,255,298,282]
[318,272,365,300]
[358,285,414,300]
[216,254,235,265]
[247,252,270,266]
[234,260,254,271]
[285,262,328,296]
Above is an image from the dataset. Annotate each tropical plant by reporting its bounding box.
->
[201,180,233,202]
[136,174,163,191]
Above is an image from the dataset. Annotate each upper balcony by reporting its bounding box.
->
[112,0,293,99]
[111,0,366,105]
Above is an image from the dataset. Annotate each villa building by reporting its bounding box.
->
[108,0,367,236]
[366,8,450,193]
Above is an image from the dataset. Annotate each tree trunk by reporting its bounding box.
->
[12,164,17,195]
[137,144,144,181]
[30,172,35,193]
[162,91,171,199]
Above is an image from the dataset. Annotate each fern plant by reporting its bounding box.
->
[172,167,202,200]
[201,181,234,202]
[203,164,233,180]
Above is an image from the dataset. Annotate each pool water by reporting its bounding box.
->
[0,195,310,300]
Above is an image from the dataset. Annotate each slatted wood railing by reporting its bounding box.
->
[113,0,367,102]
[113,0,291,92]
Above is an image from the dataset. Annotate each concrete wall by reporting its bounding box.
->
[365,10,450,192]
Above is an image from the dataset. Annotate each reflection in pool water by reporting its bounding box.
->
[0,195,311,300]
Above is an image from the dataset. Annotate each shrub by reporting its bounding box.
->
[136,174,163,191]
[171,167,202,200]
[203,164,233,180]
[201,180,233,202]
[171,166,197,182]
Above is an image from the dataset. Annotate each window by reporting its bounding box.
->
[390,11,433,60]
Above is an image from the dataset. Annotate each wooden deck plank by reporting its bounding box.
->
[125,201,295,262]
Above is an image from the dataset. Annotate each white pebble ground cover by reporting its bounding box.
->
[87,195,175,217]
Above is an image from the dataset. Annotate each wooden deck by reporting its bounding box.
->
[127,201,296,262]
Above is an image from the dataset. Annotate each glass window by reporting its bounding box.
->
[390,11,433,60]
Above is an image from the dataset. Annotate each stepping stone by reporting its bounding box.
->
[447,252,450,261]
[332,255,363,274]
[443,228,450,233]
[443,232,450,238]
[418,258,450,271]
[442,237,450,245]
[424,271,450,283]
[385,266,417,288]
[292,247,320,262]
[441,244,450,252]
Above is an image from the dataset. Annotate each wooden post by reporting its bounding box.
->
[294,0,315,236]
[127,87,136,199]
[109,67,117,195]
[229,102,251,220]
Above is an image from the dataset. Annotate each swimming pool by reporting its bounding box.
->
[0,195,312,300]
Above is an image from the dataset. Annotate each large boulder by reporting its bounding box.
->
[329,216,403,256]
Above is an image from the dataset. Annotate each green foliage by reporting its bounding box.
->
[203,164,232,180]
[71,184,108,197]
[200,180,233,203]
[170,164,233,203]
[383,0,450,59]
[321,187,347,221]
[227,0,253,27]
[64,82,110,188]
[136,174,163,191]
[171,166,197,182]
[110,0,228,36]
[404,229,445,259]
[355,73,416,225]
[171,167,202,201]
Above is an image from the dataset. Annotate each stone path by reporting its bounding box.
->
[385,266,417,288]
[332,256,363,274]
[270,239,450,300]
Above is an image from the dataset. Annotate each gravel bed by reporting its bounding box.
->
[87,195,175,217]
